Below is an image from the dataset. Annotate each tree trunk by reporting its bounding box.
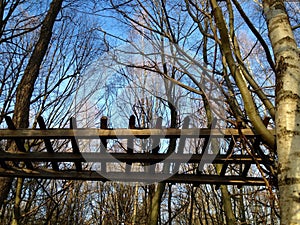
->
[210,0,275,149]
[0,0,63,208]
[132,183,139,225]
[148,183,165,225]
[11,178,23,225]
[215,155,236,224]
[263,0,300,224]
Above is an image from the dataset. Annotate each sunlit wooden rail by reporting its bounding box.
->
[0,152,271,164]
[0,116,276,186]
[0,127,265,138]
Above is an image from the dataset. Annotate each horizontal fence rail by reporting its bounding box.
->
[0,116,276,186]
[0,152,273,164]
[0,168,268,186]
[0,128,274,139]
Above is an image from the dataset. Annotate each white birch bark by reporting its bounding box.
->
[263,1,300,224]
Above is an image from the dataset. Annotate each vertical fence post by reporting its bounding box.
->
[149,117,163,173]
[37,116,59,171]
[197,118,217,173]
[173,116,190,173]
[100,116,108,173]
[5,116,33,169]
[70,117,82,171]
[126,115,135,172]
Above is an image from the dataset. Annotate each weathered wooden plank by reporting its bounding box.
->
[0,167,267,185]
[0,128,275,139]
[0,152,273,164]
[216,139,236,190]
[100,116,108,173]
[4,116,33,169]
[70,117,82,171]
[37,116,59,171]
[198,118,218,172]
[149,117,163,173]
[126,115,135,172]
[5,116,28,153]
[152,117,163,154]
[173,116,190,172]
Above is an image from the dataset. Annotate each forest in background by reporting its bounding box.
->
[0,0,299,224]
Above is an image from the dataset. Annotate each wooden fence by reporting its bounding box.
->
[0,115,276,186]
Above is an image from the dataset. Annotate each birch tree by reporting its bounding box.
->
[263,0,300,224]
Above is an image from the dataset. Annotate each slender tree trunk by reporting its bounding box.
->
[132,183,139,225]
[11,178,23,225]
[221,186,236,225]
[115,192,121,225]
[263,0,300,224]
[148,182,165,225]
[168,184,172,225]
[0,0,63,208]
[0,178,13,209]
[215,164,236,225]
